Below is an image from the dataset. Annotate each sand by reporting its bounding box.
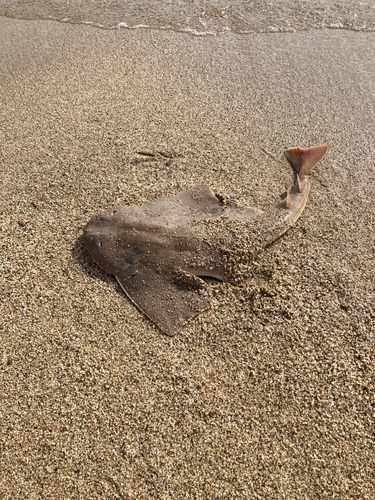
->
[0,18,374,499]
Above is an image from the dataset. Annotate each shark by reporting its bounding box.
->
[83,145,328,335]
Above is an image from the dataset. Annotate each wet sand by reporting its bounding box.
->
[0,18,374,499]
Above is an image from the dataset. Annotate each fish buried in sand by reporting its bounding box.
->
[83,145,328,335]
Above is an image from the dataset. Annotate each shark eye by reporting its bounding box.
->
[112,210,117,215]
[99,242,103,247]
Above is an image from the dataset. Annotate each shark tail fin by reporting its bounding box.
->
[285,145,328,177]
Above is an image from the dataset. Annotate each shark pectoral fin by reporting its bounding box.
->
[116,266,210,336]
[285,145,328,176]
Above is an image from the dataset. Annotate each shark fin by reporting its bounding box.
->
[285,145,328,177]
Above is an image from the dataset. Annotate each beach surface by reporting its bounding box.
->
[0,18,374,499]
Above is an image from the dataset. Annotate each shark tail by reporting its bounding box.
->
[285,145,328,177]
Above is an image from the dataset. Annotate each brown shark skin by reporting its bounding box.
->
[83,185,261,334]
[83,145,327,335]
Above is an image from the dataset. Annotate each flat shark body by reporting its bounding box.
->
[83,145,327,335]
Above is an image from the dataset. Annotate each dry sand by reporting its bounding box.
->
[0,18,374,499]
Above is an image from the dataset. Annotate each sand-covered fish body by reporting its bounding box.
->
[83,145,327,335]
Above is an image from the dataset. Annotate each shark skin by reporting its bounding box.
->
[83,145,328,335]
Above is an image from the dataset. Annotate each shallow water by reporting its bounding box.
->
[1,0,374,35]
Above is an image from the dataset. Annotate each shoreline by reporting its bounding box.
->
[1,18,374,499]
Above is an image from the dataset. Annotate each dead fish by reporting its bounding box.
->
[83,145,327,335]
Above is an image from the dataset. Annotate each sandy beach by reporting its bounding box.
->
[0,18,374,498]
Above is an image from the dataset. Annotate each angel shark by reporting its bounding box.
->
[83,145,328,335]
